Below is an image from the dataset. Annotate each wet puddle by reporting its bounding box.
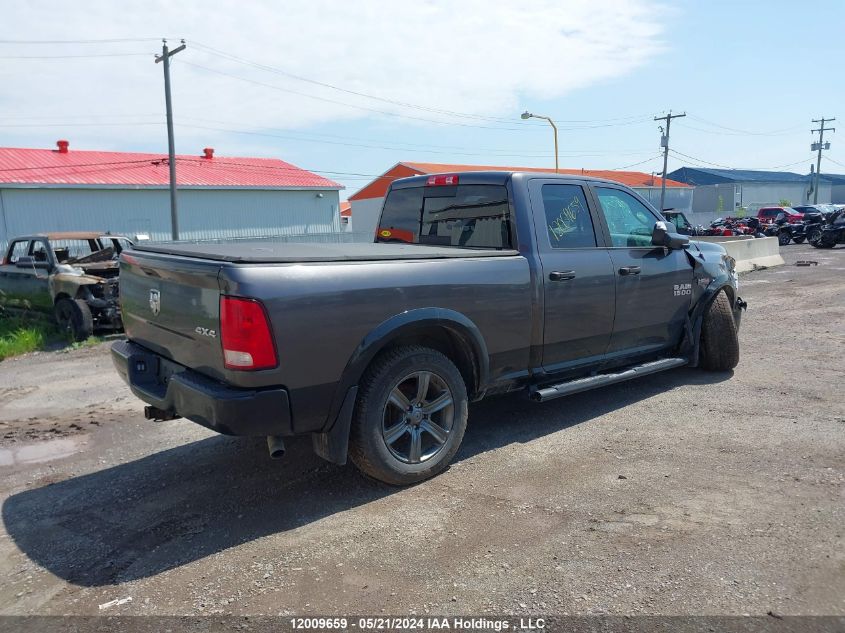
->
[0,437,84,467]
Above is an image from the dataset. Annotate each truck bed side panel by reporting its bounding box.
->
[219,255,532,433]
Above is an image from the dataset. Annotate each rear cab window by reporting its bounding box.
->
[377,182,513,249]
[540,184,597,248]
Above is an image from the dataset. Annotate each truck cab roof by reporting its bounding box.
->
[389,170,632,190]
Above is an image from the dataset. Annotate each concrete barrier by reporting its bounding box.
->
[694,236,784,273]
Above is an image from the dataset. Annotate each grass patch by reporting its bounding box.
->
[0,325,46,360]
[0,309,72,361]
[65,335,104,352]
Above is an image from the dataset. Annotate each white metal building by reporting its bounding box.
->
[0,141,344,250]
[667,167,832,218]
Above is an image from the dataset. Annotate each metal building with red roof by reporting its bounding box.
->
[0,141,344,247]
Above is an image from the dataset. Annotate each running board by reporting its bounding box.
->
[531,357,688,402]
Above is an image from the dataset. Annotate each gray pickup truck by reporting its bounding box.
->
[112,171,745,485]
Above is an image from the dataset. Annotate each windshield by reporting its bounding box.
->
[377,184,512,249]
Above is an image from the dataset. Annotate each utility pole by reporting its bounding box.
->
[654,111,686,212]
[811,117,835,204]
[155,39,186,240]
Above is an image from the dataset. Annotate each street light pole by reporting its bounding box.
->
[155,39,186,241]
[522,111,558,173]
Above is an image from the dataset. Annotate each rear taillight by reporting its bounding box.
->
[426,174,459,186]
[219,296,277,371]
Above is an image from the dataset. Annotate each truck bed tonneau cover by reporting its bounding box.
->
[131,241,520,263]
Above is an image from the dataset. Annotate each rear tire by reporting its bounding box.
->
[55,298,93,342]
[777,231,791,246]
[349,345,468,486]
[699,290,739,371]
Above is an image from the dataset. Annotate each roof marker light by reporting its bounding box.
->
[426,174,459,186]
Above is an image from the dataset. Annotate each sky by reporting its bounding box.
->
[1,0,844,199]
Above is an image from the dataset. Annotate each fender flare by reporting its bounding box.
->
[312,308,489,466]
[344,307,489,400]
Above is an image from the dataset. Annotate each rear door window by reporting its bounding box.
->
[378,184,512,249]
[540,184,596,248]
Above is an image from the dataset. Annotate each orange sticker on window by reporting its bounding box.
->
[379,230,392,237]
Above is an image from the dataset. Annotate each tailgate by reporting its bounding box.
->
[120,250,226,380]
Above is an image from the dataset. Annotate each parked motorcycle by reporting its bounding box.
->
[806,207,845,249]
[708,217,765,238]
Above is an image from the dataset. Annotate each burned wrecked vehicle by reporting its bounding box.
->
[0,232,131,340]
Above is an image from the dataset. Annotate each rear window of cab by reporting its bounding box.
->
[377,184,513,249]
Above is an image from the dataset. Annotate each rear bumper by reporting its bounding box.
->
[111,340,292,436]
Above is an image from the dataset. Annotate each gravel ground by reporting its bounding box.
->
[0,243,842,617]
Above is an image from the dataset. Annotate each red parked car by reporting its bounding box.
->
[757,206,804,223]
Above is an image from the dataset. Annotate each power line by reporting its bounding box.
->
[0,158,162,173]
[190,41,543,126]
[685,115,805,136]
[0,37,164,44]
[0,112,655,157]
[180,60,536,131]
[181,57,653,132]
[176,121,656,159]
[0,122,163,128]
[0,113,162,120]
[0,52,151,59]
[669,149,810,171]
[0,155,675,190]
[190,41,654,128]
[675,121,805,138]
[609,155,664,171]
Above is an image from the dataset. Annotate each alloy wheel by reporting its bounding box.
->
[381,371,455,464]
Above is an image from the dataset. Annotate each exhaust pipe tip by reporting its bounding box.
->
[267,435,286,459]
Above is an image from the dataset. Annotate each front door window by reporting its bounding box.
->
[595,187,657,247]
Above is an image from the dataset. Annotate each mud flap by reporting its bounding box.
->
[311,386,358,465]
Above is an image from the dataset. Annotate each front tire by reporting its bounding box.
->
[55,298,93,342]
[777,231,791,246]
[699,291,739,371]
[349,345,468,486]
[807,227,833,248]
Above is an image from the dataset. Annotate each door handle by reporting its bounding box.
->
[618,266,641,276]
[549,270,576,281]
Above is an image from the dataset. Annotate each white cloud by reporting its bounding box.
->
[0,0,665,150]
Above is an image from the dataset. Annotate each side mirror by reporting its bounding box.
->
[652,221,689,250]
